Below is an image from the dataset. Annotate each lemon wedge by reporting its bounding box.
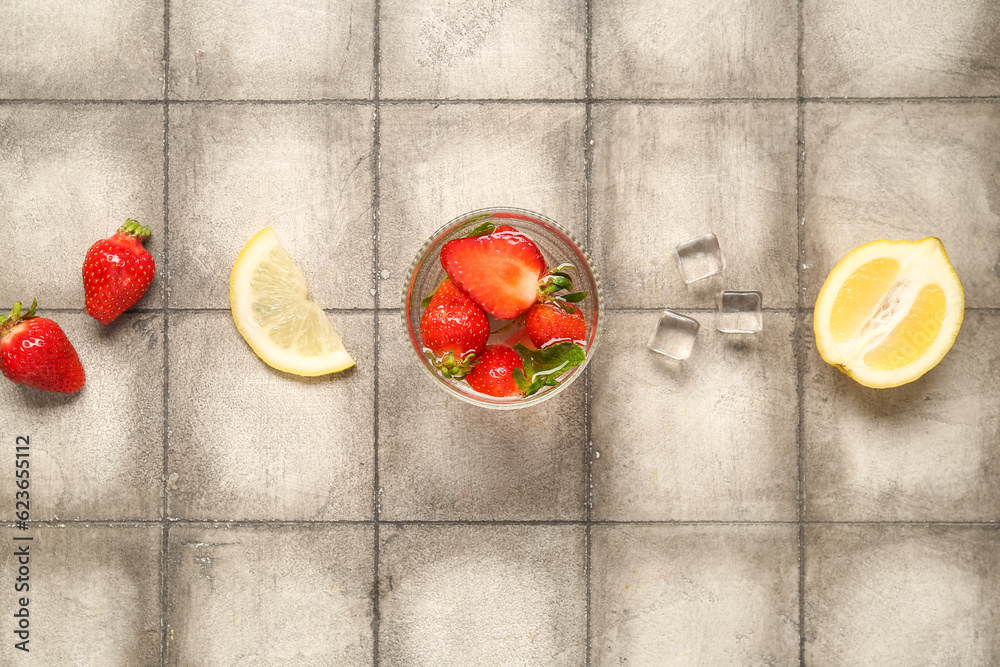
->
[230,227,354,376]
[814,237,964,388]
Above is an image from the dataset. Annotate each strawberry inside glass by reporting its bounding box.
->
[418,219,589,398]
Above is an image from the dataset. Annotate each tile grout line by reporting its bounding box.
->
[796,0,807,664]
[13,518,1000,527]
[583,1,594,665]
[371,1,382,664]
[6,96,1000,106]
[159,1,171,666]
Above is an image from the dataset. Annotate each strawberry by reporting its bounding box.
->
[525,301,587,348]
[465,344,524,397]
[83,219,155,324]
[440,227,547,319]
[419,278,490,379]
[0,301,85,393]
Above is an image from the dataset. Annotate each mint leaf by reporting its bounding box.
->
[512,368,531,394]
[512,342,586,397]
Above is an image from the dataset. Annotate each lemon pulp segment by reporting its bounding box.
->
[230,227,354,376]
[813,237,963,388]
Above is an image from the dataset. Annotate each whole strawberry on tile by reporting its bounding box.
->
[83,219,155,324]
[0,300,85,393]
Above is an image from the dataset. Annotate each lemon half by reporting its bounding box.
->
[814,237,964,388]
[230,227,354,376]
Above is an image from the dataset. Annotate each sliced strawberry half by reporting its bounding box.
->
[440,228,547,320]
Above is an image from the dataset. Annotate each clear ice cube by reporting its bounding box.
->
[716,290,763,333]
[675,233,724,284]
[648,310,700,360]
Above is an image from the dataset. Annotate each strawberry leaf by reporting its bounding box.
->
[464,218,496,238]
[550,263,577,275]
[419,278,448,308]
[560,291,588,302]
[512,342,586,396]
[543,275,573,291]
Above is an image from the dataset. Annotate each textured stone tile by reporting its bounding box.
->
[803,0,1000,97]
[592,524,799,666]
[803,103,1000,308]
[379,524,585,666]
[167,104,374,309]
[380,0,585,99]
[0,525,160,664]
[0,105,165,309]
[0,313,163,521]
[592,0,797,98]
[376,314,585,521]
[169,0,374,100]
[378,103,586,302]
[804,312,1000,521]
[168,524,373,666]
[805,525,1000,665]
[591,312,798,521]
[0,0,163,99]
[591,103,798,309]
[167,312,374,520]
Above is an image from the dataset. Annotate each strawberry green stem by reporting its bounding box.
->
[119,219,151,240]
[0,299,36,334]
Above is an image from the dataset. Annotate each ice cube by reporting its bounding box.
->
[675,233,724,284]
[648,310,700,360]
[716,290,762,333]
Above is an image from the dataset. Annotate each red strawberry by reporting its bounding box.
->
[83,219,155,324]
[465,344,524,397]
[0,301,85,393]
[419,278,490,379]
[440,227,546,320]
[525,302,587,348]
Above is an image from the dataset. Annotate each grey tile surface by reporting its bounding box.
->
[591,312,798,521]
[167,103,375,309]
[0,0,164,100]
[591,524,800,666]
[377,313,586,521]
[803,103,1000,308]
[378,103,587,302]
[0,314,163,521]
[805,524,1000,665]
[167,524,374,666]
[4,0,1000,663]
[804,312,1000,522]
[803,0,1000,98]
[378,524,586,667]
[0,525,161,665]
[592,0,797,99]
[169,0,375,100]
[591,103,799,309]
[0,105,165,309]
[167,311,374,520]
[379,0,585,100]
